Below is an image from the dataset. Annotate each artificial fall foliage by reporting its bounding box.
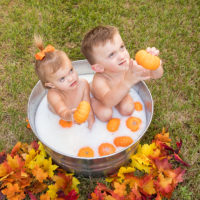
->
[0,124,189,200]
[89,128,189,200]
[0,141,79,200]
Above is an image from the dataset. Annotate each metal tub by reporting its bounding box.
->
[28,59,153,177]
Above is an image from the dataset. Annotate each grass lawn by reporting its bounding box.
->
[0,0,199,199]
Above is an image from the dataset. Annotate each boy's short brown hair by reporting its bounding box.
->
[81,25,118,64]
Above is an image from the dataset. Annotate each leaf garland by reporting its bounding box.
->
[89,128,189,200]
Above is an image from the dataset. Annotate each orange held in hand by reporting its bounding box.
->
[59,119,73,128]
[98,143,116,156]
[134,102,143,111]
[114,136,133,147]
[78,147,94,157]
[73,101,91,124]
[126,116,142,132]
[107,118,120,132]
[135,50,160,70]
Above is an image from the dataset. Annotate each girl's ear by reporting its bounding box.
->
[44,82,55,88]
[91,64,104,72]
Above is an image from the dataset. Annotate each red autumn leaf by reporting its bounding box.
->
[154,173,174,199]
[0,151,6,164]
[175,139,182,153]
[27,191,38,200]
[57,189,79,200]
[29,181,48,194]
[53,172,72,190]
[174,154,190,167]
[31,141,39,151]
[163,167,185,187]
[139,174,156,195]
[153,158,172,172]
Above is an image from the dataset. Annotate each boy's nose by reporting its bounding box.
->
[67,75,73,82]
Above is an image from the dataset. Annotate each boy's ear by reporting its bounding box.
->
[91,64,104,72]
[44,82,55,88]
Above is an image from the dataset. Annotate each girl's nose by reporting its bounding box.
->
[67,75,73,82]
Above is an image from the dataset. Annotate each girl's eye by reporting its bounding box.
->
[70,68,73,73]
[120,45,125,49]
[60,77,65,82]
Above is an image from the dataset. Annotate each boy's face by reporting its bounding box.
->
[92,32,130,73]
[45,55,79,91]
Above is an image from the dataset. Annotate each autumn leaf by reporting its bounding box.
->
[117,166,135,181]
[113,182,127,197]
[1,183,25,200]
[10,142,21,157]
[40,192,51,200]
[32,165,48,182]
[7,154,24,171]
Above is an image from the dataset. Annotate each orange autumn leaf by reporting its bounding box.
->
[53,172,72,191]
[139,175,156,195]
[40,192,51,200]
[26,118,31,129]
[11,142,21,157]
[113,182,127,197]
[7,154,24,171]
[2,183,25,200]
[32,165,48,183]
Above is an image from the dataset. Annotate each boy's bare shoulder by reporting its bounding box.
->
[47,89,63,104]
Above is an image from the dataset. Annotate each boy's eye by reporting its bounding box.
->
[108,52,114,58]
[70,68,73,73]
[60,77,65,82]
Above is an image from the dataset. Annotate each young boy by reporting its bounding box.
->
[81,25,163,122]
[34,36,95,128]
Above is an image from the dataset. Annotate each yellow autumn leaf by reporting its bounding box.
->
[117,166,135,181]
[42,158,58,177]
[25,148,37,166]
[47,184,58,199]
[72,176,80,192]
[38,142,46,157]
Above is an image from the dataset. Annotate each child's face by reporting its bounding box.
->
[92,32,130,73]
[46,55,79,91]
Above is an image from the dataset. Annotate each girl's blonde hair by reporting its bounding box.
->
[34,35,68,88]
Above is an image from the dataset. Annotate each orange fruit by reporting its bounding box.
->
[134,102,143,111]
[78,147,94,158]
[98,143,116,156]
[107,118,120,132]
[114,136,133,147]
[59,119,73,128]
[126,117,142,132]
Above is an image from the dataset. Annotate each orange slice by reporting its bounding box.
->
[107,118,120,132]
[114,136,133,147]
[59,119,73,128]
[78,147,94,158]
[98,143,116,156]
[126,117,142,132]
[134,102,143,111]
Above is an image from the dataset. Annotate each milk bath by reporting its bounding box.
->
[35,74,146,158]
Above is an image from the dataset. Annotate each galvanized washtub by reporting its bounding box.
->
[28,59,153,177]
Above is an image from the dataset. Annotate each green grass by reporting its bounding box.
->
[0,0,199,199]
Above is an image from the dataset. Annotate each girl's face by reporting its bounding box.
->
[45,55,79,91]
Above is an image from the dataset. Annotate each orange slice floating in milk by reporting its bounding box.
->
[114,136,133,147]
[78,147,94,158]
[134,102,143,111]
[126,117,142,132]
[107,118,120,132]
[59,119,73,128]
[98,143,116,156]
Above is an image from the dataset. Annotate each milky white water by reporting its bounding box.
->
[35,74,147,158]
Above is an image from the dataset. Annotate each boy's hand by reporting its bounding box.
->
[146,47,164,79]
[124,59,150,87]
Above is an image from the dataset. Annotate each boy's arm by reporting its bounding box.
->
[47,90,73,121]
[92,61,150,108]
[82,80,95,129]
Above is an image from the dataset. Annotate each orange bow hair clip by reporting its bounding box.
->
[35,45,55,60]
